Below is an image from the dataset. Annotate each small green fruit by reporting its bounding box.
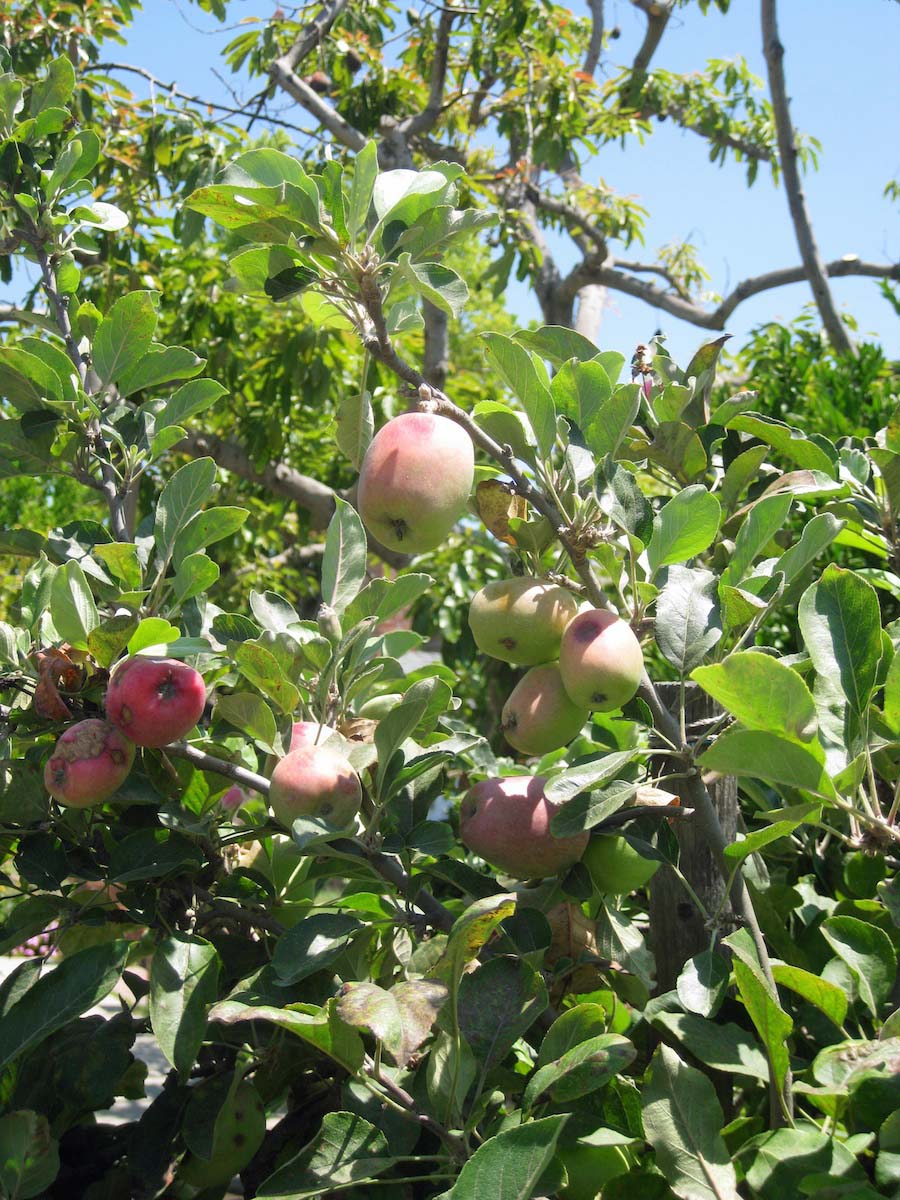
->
[583,834,659,895]
[501,664,588,755]
[468,577,580,665]
[557,1141,632,1199]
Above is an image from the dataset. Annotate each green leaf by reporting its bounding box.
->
[682,335,730,425]
[699,729,835,799]
[0,941,129,1072]
[724,931,792,1092]
[154,457,217,569]
[722,493,793,587]
[721,445,769,512]
[742,1129,868,1200]
[537,1003,609,1066]
[150,933,221,1076]
[524,1033,635,1109]
[93,542,142,589]
[482,332,555,457]
[456,956,548,1067]
[648,486,721,577]
[550,358,610,425]
[49,559,98,648]
[322,498,367,615]
[272,914,362,985]
[173,552,220,604]
[117,345,204,396]
[209,998,364,1073]
[0,346,65,412]
[87,613,139,669]
[173,505,248,567]
[109,829,203,883]
[642,1044,738,1200]
[769,963,848,1028]
[257,1111,392,1199]
[656,566,722,673]
[595,458,654,542]
[235,642,300,714]
[71,200,129,231]
[776,513,842,586]
[676,950,730,1018]
[398,255,468,316]
[157,378,228,428]
[692,652,817,742]
[335,982,405,1062]
[514,326,601,367]
[47,129,100,195]
[584,383,641,460]
[30,54,74,114]
[724,803,820,864]
[374,678,441,790]
[335,386,373,470]
[820,916,896,1018]
[727,413,837,476]
[798,566,882,717]
[547,778,640,837]
[348,140,379,239]
[126,616,180,654]
[0,1110,60,1199]
[444,1115,569,1200]
[92,291,158,387]
[216,692,278,751]
[545,751,640,807]
[438,894,518,989]
[651,1012,769,1080]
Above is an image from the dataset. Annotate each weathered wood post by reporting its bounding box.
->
[648,682,738,993]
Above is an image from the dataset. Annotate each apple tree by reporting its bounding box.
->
[0,23,899,1200]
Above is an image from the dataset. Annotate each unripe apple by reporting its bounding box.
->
[178,1079,266,1189]
[269,745,362,830]
[44,719,135,807]
[106,656,206,747]
[468,577,580,665]
[459,775,588,879]
[501,664,588,756]
[558,609,643,711]
[583,834,659,894]
[289,720,337,751]
[357,411,475,554]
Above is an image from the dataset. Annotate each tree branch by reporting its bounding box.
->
[280,0,352,71]
[629,0,674,79]
[401,5,455,137]
[583,0,605,77]
[270,59,367,150]
[569,254,900,331]
[90,62,324,139]
[761,0,855,354]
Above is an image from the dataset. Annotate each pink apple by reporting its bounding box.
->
[106,656,206,748]
[44,719,135,807]
[269,745,362,830]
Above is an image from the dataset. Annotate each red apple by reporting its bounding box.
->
[44,719,135,808]
[501,663,588,755]
[357,411,475,554]
[459,775,588,879]
[559,609,643,711]
[289,720,337,751]
[106,656,206,748]
[269,745,362,829]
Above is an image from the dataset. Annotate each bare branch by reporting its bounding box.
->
[583,0,605,77]
[180,431,338,528]
[269,57,367,151]
[761,0,854,354]
[91,62,323,139]
[568,254,900,331]
[524,183,608,255]
[630,0,674,78]
[402,6,455,137]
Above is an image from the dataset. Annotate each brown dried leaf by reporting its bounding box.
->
[475,479,527,545]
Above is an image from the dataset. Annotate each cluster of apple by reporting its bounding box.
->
[44,656,207,807]
[354,407,647,883]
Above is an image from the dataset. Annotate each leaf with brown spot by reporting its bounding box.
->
[475,479,527,545]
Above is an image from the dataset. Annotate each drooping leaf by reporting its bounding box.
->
[443,1115,569,1200]
[820,916,896,1018]
[656,566,722,672]
[798,565,882,717]
[643,1044,739,1200]
[150,933,221,1076]
[257,1111,393,1198]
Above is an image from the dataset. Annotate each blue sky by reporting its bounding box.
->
[33,1,900,363]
